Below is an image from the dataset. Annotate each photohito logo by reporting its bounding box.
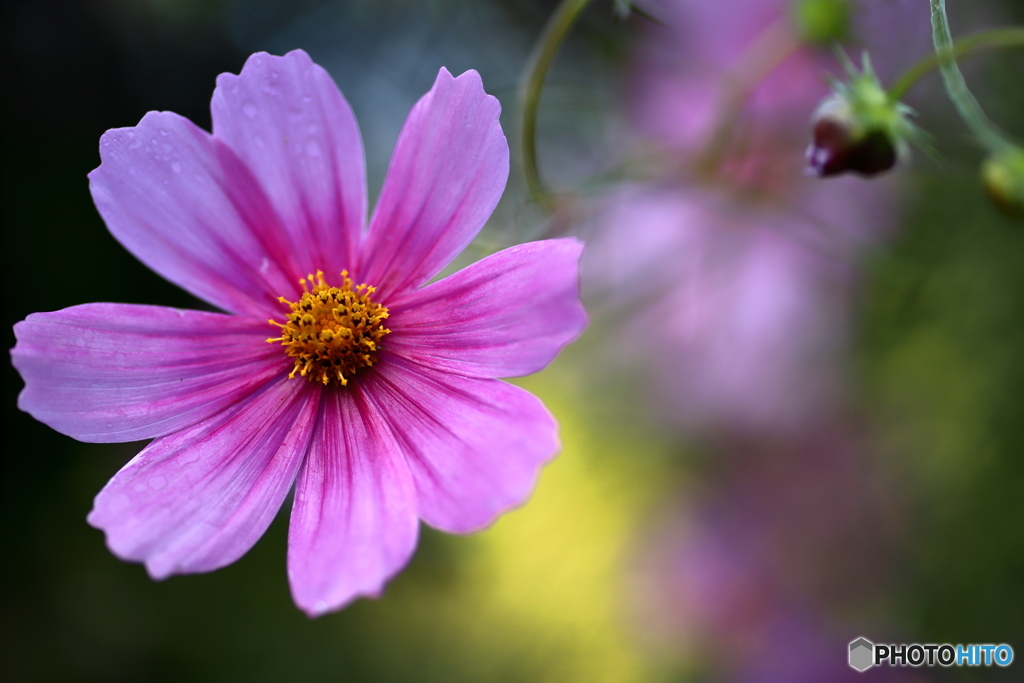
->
[849,638,874,672]
[848,637,1014,671]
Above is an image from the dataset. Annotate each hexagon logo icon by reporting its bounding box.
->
[849,637,874,672]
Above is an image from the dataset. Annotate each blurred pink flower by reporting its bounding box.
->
[585,0,898,431]
[630,0,931,150]
[11,50,586,616]
[586,177,888,431]
[629,0,825,151]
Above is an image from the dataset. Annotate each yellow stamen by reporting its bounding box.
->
[268,270,391,387]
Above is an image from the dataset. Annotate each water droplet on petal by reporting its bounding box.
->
[305,139,322,157]
[171,161,182,173]
[243,100,258,119]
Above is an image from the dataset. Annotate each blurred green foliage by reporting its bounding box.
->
[861,166,1024,650]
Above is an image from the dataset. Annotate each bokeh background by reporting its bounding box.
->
[2,0,1023,681]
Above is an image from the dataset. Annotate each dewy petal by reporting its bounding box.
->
[367,355,559,534]
[359,68,508,299]
[89,111,299,318]
[11,303,284,443]
[386,239,587,378]
[288,388,419,617]
[212,50,366,279]
[87,375,319,579]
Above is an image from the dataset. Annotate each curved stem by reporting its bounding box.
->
[929,0,1014,153]
[889,27,1024,101]
[518,0,594,211]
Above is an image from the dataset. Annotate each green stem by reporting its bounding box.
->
[889,27,1024,101]
[518,0,594,210]
[928,0,1014,153]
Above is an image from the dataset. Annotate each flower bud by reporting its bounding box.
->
[981,150,1024,219]
[807,95,896,176]
[805,53,919,178]
[791,0,851,44]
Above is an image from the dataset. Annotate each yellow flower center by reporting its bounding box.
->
[267,270,391,387]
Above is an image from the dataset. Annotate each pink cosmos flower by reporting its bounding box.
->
[10,50,586,616]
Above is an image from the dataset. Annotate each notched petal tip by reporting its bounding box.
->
[290,553,414,619]
[287,390,419,618]
[295,579,389,619]
[360,63,508,295]
[241,48,315,73]
[85,485,177,581]
[211,47,367,283]
[84,377,317,583]
[430,66,502,123]
[213,50,322,110]
[88,109,294,318]
[427,65,502,126]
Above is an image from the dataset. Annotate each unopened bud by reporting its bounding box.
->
[791,0,851,44]
[806,52,919,178]
[807,95,897,176]
[981,150,1024,219]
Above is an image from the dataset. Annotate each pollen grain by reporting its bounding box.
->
[268,270,391,387]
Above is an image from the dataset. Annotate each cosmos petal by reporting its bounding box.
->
[11,303,284,443]
[87,375,319,579]
[360,67,508,298]
[386,239,587,378]
[212,50,366,281]
[288,388,419,617]
[89,111,298,318]
[368,355,559,534]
